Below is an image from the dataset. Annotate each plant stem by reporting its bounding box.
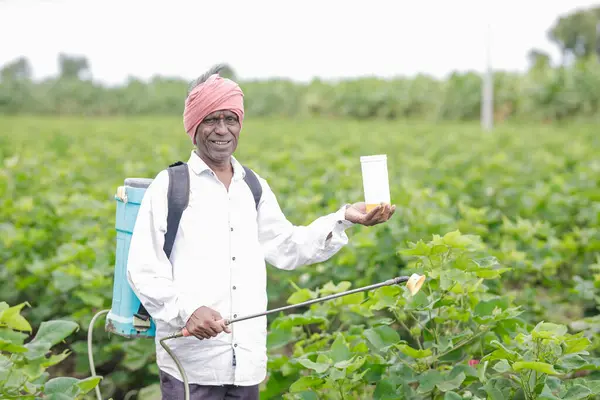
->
[338,382,346,400]
[435,330,488,361]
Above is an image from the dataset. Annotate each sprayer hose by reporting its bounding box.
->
[159,335,190,400]
[88,309,109,400]
[87,310,189,400]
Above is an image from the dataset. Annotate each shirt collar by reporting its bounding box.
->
[187,150,245,181]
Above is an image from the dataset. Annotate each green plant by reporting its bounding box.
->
[479,321,600,399]
[265,231,600,399]
[0,301,101,399]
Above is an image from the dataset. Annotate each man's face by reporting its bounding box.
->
[194,109,241,165]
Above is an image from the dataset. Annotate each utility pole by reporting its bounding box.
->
[481,23,494,132]
[596,21,600,62]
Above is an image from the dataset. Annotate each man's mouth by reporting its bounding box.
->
[210,140,231,146]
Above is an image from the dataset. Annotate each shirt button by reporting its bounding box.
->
[234,344,238,347]
[232,256,236,261]
[233,286,236,290]
[231,227,233,231]
[234,314,237,318]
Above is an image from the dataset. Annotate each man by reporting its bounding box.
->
[126,65,395,400]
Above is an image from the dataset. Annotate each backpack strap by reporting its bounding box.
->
[242,165,262,210]
[133,161,190,331]
[163,161,190,258]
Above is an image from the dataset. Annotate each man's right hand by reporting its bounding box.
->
[185,306,231,340]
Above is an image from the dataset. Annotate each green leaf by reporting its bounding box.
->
[43,376,79,396]
[512,361,559,375]
[531,322,568,339]
[267,327,294,350]
[340,292,364,305]
[0,337,28,353]
[75,376,102,394]
[444,392,463,400]
[328,334,352,363]
[319,281,352,295]
[398,240,431,257]
[562,384,592,400]
[395,343,432,359]
[297,357,330,374]
[0,302,32,332]
[121,340,155,371]
[363,326,400,351]
[287,289,316,305]
[416,370,443,393]
[436,372,466,392]
[493,359,511,373]
[483,377,514,400]
[45,394,74,400]
[0,327,28,345]
[289,376,324,392]
[564,333,591,354]
[137,383,162,400]
[271,314,327,330]
[483,340,520,362]
[374,380,397,400]
[42,350,71,368]
[441,230,479,249]
[295,392,319,400]
[74,291,105,308]
[474,298,509,317]
[27,320,78,348]
[369,286,402,310]
[556,354,588,372]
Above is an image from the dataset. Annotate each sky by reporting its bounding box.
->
[1,0,598,85]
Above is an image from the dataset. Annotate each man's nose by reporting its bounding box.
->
[214,119,228,135]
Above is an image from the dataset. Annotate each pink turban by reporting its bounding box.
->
[183,74,244,144]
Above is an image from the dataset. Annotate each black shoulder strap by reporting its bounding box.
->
[134,161,189,328]
[242,165,262,210]
[163,161,190,258]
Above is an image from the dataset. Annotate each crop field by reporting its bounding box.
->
[1,115,600,399]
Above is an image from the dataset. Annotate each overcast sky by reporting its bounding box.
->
[1,0,598,85]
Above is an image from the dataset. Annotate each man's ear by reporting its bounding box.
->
[194,127,200,145]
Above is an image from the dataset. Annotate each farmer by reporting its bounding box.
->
[126,65,396,400]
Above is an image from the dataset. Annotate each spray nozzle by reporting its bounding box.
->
[406,273,426,296]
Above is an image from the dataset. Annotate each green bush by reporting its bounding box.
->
[0,302,101,399]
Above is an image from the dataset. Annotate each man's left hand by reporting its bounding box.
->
[344,202,396,226]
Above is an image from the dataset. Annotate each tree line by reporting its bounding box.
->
[1,5,600,122]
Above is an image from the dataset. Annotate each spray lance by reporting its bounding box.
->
[156,273,426,400]
[88,273,425,400]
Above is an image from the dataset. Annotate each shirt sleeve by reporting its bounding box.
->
[256,177,354,271]
[126,170,196,328]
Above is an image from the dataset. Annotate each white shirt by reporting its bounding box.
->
[127,150,353,386]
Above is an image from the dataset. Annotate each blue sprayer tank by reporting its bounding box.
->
[106,178,156,338]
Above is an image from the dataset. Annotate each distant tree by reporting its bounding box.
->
[1,57,32,81]
[548,6,600,64]
[58,53,91,80]
[527,49,552,71]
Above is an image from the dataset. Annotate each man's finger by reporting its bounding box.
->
[389,205,396,219]
[208,320,224,336]
[365,204,382,219]
[192,329,209,340]
[215,319,231,334]
[368,204,386,223]
[382,204,391,220]
[201,322,219,337]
